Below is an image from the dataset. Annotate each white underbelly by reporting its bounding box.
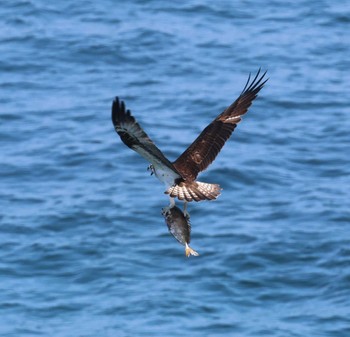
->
[154,166,179,188]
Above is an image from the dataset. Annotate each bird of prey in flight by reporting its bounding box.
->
[112,69,267,216]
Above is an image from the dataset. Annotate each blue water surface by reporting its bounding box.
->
[1,1,350,336]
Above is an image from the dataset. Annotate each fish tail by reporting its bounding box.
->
[185,242,199,257]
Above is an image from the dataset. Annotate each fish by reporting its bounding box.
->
[161,205,199,257]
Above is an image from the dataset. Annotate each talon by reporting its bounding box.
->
[147,164,154,175]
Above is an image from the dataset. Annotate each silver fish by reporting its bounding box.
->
[161,205,199,257]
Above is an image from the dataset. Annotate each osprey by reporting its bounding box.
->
[112,69,267,211]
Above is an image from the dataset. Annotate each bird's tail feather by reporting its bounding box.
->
[166,181,221,202]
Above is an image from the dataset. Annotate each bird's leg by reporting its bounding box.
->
[183,202,190,221]
[169,197,175,209]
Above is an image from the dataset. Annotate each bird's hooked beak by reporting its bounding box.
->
[147,164,154,176]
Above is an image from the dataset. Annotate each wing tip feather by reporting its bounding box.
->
[241,68,268,96]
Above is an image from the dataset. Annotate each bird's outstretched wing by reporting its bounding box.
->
[173,69,268,181]
[112,97,182,175]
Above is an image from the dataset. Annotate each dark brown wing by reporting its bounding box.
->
[173,69,268,181]
[112,97,182,176]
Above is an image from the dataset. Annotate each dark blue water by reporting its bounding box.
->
[1,1,350,336]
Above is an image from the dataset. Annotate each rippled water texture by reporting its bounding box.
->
[1,1,350,336]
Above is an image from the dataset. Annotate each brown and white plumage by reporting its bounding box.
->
[111,69,267,202]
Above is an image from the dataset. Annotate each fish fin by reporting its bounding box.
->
[185,243,199,257]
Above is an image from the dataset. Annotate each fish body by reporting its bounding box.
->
[161,205,199,257]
